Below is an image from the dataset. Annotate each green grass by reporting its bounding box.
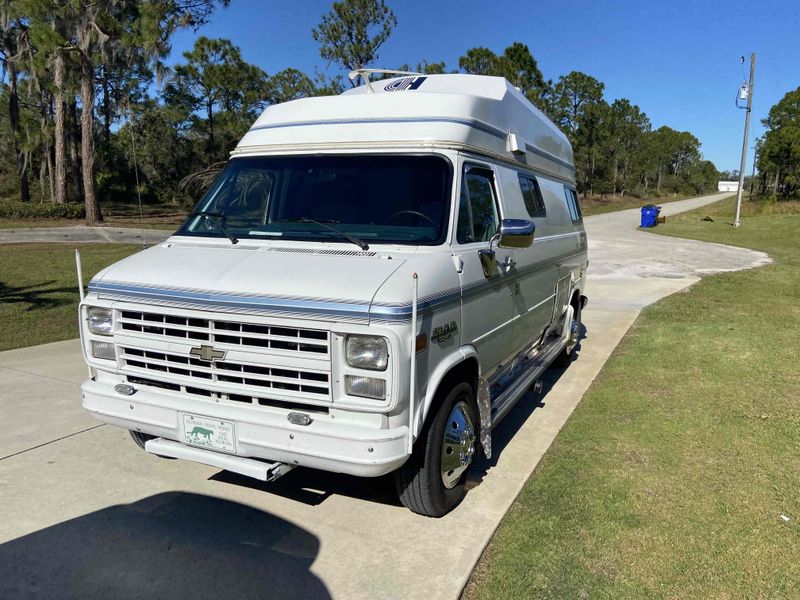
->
[0,215,184,230]
[0,244,141,352]
[464,198,800,599]
[0,199,186,230]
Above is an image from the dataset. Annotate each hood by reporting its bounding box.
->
[89,240,407,323]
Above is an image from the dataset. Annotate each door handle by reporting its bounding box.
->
[500,256,516,271]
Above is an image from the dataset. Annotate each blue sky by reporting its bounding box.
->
[167,0,800,172]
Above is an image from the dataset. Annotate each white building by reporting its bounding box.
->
[718,181,739,192]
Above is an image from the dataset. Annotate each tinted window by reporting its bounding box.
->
[518,174,546,217]
[457,168,499,244]
[564,187,582,222]
[178,155,452,245]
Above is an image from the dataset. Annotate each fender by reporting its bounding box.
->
[416,344,479,437]
[415,344,494,458]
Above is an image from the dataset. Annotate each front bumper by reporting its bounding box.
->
[82,379,409,477]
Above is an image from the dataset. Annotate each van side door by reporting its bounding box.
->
[453,163,516,375]
[504,171,561,350]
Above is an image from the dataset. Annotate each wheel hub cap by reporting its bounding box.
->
[441,400,476,489]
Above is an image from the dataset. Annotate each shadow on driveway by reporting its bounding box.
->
[0,492,329,600]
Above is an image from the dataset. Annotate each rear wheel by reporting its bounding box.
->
[395,382,477,517]
[553,299,582,368]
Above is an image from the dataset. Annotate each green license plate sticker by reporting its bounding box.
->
[182,414,236,453]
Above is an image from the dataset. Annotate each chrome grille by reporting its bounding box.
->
[118,310,329,356]
[120,347,331,400]
[126,375,330,414]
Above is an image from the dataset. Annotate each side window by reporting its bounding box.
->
[518,174,546,218]
[564,187,582,222]
[457,167,500,244]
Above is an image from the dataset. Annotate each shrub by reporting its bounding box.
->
[0,200,85,220]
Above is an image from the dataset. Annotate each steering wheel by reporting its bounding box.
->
[387,210,437,227]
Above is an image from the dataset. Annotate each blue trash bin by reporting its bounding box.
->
[640,205,661,228]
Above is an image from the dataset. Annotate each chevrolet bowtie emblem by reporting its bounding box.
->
[190,345,226,362]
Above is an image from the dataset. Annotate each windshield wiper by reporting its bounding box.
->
[193,210,238,245]
[292,217,370,251]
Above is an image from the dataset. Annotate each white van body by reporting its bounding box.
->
[79,74,588,516]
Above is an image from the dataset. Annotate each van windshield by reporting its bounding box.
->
[177,155,452,246]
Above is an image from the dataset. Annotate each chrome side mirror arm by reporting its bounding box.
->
[478,233,501,278]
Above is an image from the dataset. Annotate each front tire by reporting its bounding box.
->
[395,382,477,517]
[129,430,176,459]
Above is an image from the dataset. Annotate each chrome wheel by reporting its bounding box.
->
[440,400,476,489]
[567,315,579,352]
[566,304,581,354]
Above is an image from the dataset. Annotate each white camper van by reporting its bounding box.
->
[79,73,588,517]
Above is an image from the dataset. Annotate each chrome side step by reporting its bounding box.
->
[144,437,295,482]
[490,334,567,427]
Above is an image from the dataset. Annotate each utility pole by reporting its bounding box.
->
[734,53,755,228]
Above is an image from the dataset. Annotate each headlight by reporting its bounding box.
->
[87,307,113,336]
[345,335,388,371]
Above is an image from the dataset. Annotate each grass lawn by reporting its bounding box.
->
[464,197,800,598]
[0,199,186,230]
[0,243,141,352]
[0,215,184,230]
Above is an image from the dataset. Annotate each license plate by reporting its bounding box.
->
[182,414,236,453]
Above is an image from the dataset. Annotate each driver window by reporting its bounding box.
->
[456,167,499,244]
[226,169,274,226]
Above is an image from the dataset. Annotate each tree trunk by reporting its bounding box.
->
[46,142,55,202]
[53,49,68,205]
[4,47,30,202]
[773,168,779,195]
[79,51,102,224]
[68,100,83,201]
[38,93,54,201]
[612,156,618,196]
[207,100,215,161]
[622,156,630,194]
[101,65,112,147]
[656,166,662,193]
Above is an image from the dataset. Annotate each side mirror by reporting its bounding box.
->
[497,218,535,249]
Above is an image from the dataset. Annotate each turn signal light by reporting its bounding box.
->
[345,375,386,400]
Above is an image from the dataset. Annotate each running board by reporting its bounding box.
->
[490,334,567,426]
[144,437,295,482]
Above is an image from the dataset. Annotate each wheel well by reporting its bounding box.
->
[435,358,479,400]
[427,357,480,428]
[570,288,581,309]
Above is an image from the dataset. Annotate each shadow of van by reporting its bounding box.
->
[0,492,330,600]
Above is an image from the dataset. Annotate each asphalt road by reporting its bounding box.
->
[0,193,769,599]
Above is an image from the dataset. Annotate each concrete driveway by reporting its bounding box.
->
[0,193,769,599]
